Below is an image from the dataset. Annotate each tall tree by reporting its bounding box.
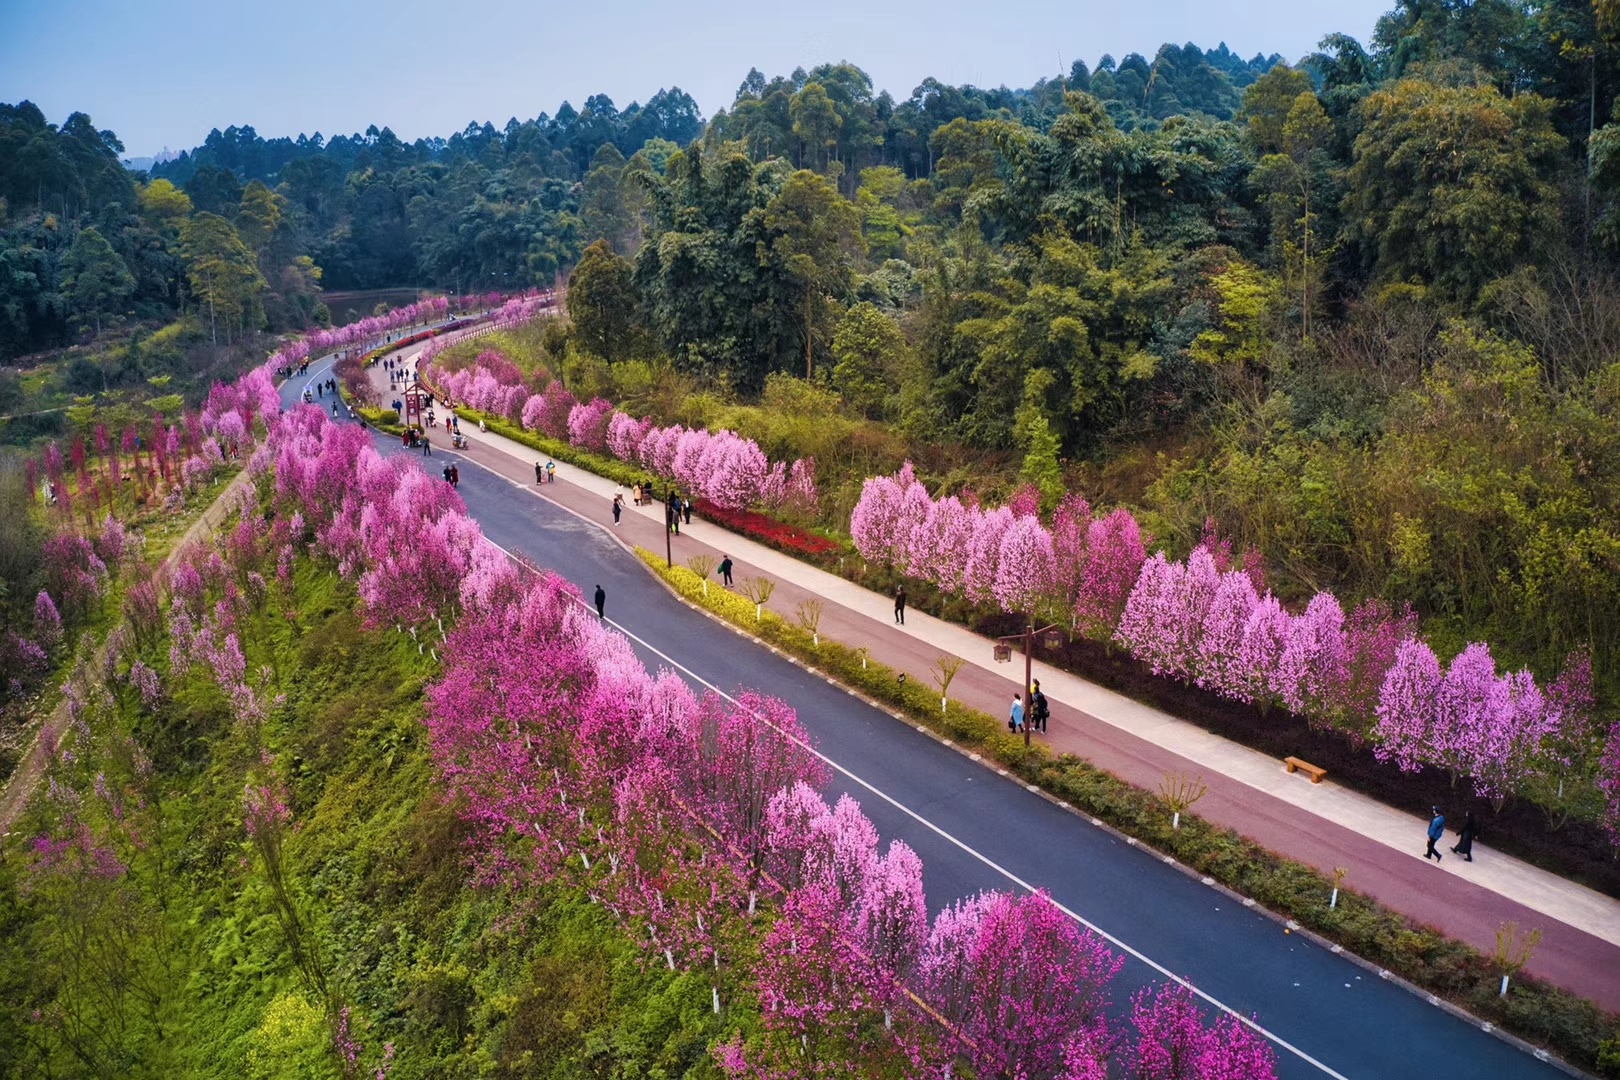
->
[567,239,642,361]
[180,212,264,344]
[760,170,863,379]
[1345,76,1565,300]
[62,226,134,335]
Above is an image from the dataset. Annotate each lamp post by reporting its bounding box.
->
[995,621,1062,747]
[665,502,673,568]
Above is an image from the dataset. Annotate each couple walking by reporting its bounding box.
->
[1424,808,1477,863]
[1008,681,1049,734]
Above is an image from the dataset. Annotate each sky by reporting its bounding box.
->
[0,0,1392,158]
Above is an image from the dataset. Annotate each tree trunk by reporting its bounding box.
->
[804,278,814,379]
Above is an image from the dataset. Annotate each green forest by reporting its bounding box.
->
[6,0,1620,688]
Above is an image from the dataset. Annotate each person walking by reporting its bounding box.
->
[612,493,623,525]
[535,461,544,484]
[1009,694,1025,733]
[442,463,453,485]
[1029,679,1049,733]
[1424,807,1446,862]
[449,464,460,488]
[683,496,692,525]
[593,584,606,619]
[421,434,431,457]
[547,461,556,483]
[633,482,642,506]
[719,555,734,587]
[894,585,907,625]
[1451,811,1477,862]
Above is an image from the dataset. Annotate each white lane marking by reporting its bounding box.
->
[473,524,1353,1080]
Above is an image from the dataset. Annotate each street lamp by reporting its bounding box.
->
[994,621,1062,747]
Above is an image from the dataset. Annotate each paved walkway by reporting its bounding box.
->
[369,350,1620,1011]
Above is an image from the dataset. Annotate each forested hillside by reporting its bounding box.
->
[7,1,1620,688]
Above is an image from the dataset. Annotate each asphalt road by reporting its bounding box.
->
[280,355,1567,1080]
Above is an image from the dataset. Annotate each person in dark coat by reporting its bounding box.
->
[1029,679,1049,733]
[1424,807,1445,862]
[593,584,606,619]
[536,461,544,484]
[894,585,907,624]
[1451,811,1477,862]
[683,496,692,525]
[719,556,734,587]
[612,493,623,525]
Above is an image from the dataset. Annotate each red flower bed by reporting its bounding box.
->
[692,499,843,559]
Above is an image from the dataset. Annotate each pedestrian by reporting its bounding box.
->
[719,555,734,587]
[331,402,339,417]
[421,434,431,457]
[547,461,556,483]
[612,493,623,525]
[1425,807,1445,862]
[1009,694,1025,732]
[894,585,907,624]
[632,482,642,505]
[1030,679,1049,733]
[1451,811,1476,862]
[449,465,460,488]
[594,584,606,619]
[536,461,544,484]
[615,483,624,505]
[683,496,692,525]
[443,463,453,484]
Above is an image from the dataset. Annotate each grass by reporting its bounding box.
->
[636,549,1620,1077]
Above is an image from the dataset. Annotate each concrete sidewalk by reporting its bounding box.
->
[373,352,1620,1011]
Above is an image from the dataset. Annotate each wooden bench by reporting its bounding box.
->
[1284,756,1327,784]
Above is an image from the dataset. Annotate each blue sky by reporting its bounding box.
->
[1,0,1392,157]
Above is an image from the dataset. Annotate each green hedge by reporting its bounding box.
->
[636,549,1620,1076]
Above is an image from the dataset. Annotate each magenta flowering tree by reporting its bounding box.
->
[854,839,928,998]
[1115,548,1219,680]
[536,380,577,440]
[907,494,974,594]
[1194,570,1258,700]
[1048,494,1093,612]
[783,457,819,514]
[1599,722,1620,848]
[993,513,1057,616]
[923,889,1122,1080]
[606,412,654,460]
[676,690,830,871]
[1431,642,1501,786]
[34,591,63,651]
[1339,599,1417,742]
[1130,982,1278,1080]
[702,433,770,510]
[963,505,1015,606]
[567,397,615,452]
[1074,508,1147,637]
[1469,668,1551,810]
[1237,592,1293,707]
[1530,651,1599,824]
[1375,638,1443,771]
[851,463,921,569]
[1275,592,1349,723]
